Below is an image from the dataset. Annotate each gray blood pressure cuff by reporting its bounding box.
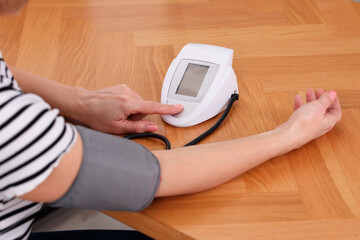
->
[47,126,161,212]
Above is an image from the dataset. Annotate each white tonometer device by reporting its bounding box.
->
[161,43,238,127]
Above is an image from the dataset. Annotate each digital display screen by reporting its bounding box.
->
[175,63,209,97]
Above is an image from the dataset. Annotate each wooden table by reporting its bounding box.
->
[1,0,360,239]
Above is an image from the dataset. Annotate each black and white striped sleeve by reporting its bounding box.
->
[0,82,77,200]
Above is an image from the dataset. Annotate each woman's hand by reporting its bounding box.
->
[77,84,183,134]
[278,88,342,150]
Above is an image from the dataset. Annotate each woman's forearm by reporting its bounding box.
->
[8,66,87,120]
[8,66,183,134]
[153,90,342,198]
[154,127,295,197]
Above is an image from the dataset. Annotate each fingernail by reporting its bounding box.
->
[146,124,158,132]
[175,104,184,109]
[328,91,337,100]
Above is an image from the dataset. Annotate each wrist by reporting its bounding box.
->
[64,86,91,123]
[267,125,299,155]
[272,121,308,153]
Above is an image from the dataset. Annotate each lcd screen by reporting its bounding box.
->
[176,63,209,97]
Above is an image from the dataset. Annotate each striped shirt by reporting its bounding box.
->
[0,52,77,240]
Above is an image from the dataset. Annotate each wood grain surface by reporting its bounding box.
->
[1,0,360,239]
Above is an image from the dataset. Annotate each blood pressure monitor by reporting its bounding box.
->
[161,43,238,127]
